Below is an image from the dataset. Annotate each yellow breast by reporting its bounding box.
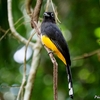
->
[41,35,66,65]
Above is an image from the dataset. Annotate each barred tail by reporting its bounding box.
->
[66,65,73,99]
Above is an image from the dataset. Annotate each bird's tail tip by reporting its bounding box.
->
[69,87,74,99]
[66,65,74,99]
[70,95,73,99]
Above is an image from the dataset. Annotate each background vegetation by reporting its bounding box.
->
[0,0,100,100]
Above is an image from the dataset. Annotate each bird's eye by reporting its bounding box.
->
[44,12,50,17]
[51,13,54,17]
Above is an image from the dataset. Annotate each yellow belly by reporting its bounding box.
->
[41,35,66,65]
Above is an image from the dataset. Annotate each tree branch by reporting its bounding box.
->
[73,49,100,61]
[31,0,43,28]
[25,0,32,16]
[7,0,34,47]
[44,47,58,100]
[23,0,43,100]
[7,0,36,100]
[24,38,42,100]
[0,27,10,41]
[17,31,36,100]
[0,16,25,41]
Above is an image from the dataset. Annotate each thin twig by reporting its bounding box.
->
[51,0,61,23]
[33,21,41,36]
[0,27,10,41]
[0,16,24,41]
[16,21,30,30]
[17,30,36,100]
[24,31,36,76]
[0,26,6,33]
[0,16,26,41]
[24,30,36,82]
[14,16,24,26]
[73,49,100,61]
[45,0,50,12]
[17,76,26,100]
[53,58,58,100]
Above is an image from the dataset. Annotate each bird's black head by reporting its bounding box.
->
[43,12,56,23]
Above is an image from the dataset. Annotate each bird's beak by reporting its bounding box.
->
[44,12,50,17]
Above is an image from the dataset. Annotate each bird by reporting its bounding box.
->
[41,12,73,99]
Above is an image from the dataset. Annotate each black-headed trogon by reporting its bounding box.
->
[41,12,73,99]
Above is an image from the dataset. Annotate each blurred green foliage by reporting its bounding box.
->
[0,0,100,100]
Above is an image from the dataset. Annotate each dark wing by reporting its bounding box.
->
[41,22,71,65]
